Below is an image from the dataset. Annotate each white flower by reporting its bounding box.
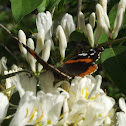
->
[96,4,109,37]
[112,0,126,39]
[37,91,67,125]
[36,11,52,38]
[86,23,94,47]
[100,0,110,29]
[10,74,37,98]
[78,12,87,36]
[38,63,43,73]
[56,25,67,59]
[35,29,45,54]
[36,11,54,49]
[82,95,115,126]
[0,92,9,124]
[0,57,7,75]
[27,38,36,72]
[61,13,75,41]
[60,75,115,126]
[18,30,27,56]
[116,97,126,126]
[4,64,22,98]
[35,11,54,68]
[68,75,99,108]
[100,0,107,13]
[41,39,51,62]
[9,91,38,126]
[118,0,126,10]
[89,12,95,29]
[39,70,55,93]
[9,90,67,126]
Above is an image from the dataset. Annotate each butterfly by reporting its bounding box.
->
[22,44,104,79]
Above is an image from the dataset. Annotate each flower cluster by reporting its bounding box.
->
[0,58,126,126]
[18,12,75,73]
[0,0,126,125]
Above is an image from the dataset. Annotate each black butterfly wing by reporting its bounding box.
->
[58,47,104,77]
[58,59,97,77]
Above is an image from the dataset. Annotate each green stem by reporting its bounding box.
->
[2,86,16,94]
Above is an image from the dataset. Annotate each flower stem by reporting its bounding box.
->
[77,0,82,28]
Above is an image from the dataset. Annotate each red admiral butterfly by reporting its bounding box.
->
[22,44,104,79]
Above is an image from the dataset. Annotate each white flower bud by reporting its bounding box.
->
[96,4,105,27]
[118,0,126,10]
[38,63,43,72]
[18,30,27,56]
[89,12,95,29]
[104,12,110,29]
[0,92,9,124]
[112,8,125,39]
[100,0,110,29]
[119,97,126,113]
[36,11,52,35]
[46,35,55,50]
[61,13,75,41]
[99,0,110,30]
[100,0,107,13]
[27,38,36,72]
[112,0,126,39]
[41,39,51,62]
[100,0,110,33]
[56,25,67,59]
[96,4,109,37]
[35,29,45,54]
[0,57,7,75]
[78,12,86,30]
[86,24,94,47]
[78,12,88,37]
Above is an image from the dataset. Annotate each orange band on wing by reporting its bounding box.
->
[65,58,93,64]
[78,64,97,77]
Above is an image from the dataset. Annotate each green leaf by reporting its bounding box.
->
[123,11,126,27]
[94,28,108,44]
[37,0,47,12]
[10,0,43,22]
[108,4,117,29]
[69,29,88,42]
[101,46,126,95]
[37,0,61,12]
[97,30,108,44]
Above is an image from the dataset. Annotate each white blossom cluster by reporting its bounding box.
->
[0,57,126,126]
[0,0,126,125]
[18,12,75,73]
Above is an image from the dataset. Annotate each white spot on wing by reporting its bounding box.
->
[90,53,95,56]
[79,53,88,56]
